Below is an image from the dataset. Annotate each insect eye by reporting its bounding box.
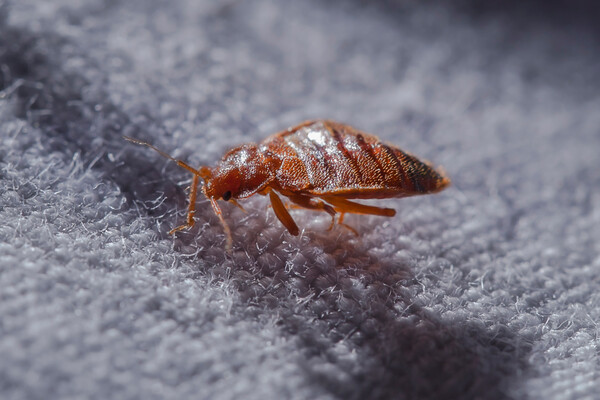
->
[222,191,232,201]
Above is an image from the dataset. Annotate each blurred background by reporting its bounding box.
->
[1,1,599,399]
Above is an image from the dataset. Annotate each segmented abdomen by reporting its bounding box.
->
[261,120,449,198]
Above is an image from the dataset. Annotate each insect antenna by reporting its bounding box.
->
[125,136,216,243]
[124,136,204,177]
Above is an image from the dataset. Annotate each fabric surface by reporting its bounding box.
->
[1,1,599,399]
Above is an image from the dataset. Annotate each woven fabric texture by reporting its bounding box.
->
[1,1,599,399]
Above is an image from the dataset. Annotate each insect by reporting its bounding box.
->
[125,120,450,249]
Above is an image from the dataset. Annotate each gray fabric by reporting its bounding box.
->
[1,1,599,399]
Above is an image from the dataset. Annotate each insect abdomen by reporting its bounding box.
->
[263,120,449,197]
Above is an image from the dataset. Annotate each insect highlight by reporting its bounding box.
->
[125,120,450,249]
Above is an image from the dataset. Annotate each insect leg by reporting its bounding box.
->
[334,212,358,236]
[210,197,233,251]
[167,175,233,250]
[285,193,336,216]
[284,193,340,232]
[320,197,395,235]
[268,189,300,236]
[321,197,396,217]
[169,173,200,235]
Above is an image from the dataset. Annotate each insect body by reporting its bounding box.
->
[126,120,450,249]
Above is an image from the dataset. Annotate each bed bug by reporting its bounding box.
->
[125,120,450,249]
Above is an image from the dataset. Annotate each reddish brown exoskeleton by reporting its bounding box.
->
[125,120,450,249]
